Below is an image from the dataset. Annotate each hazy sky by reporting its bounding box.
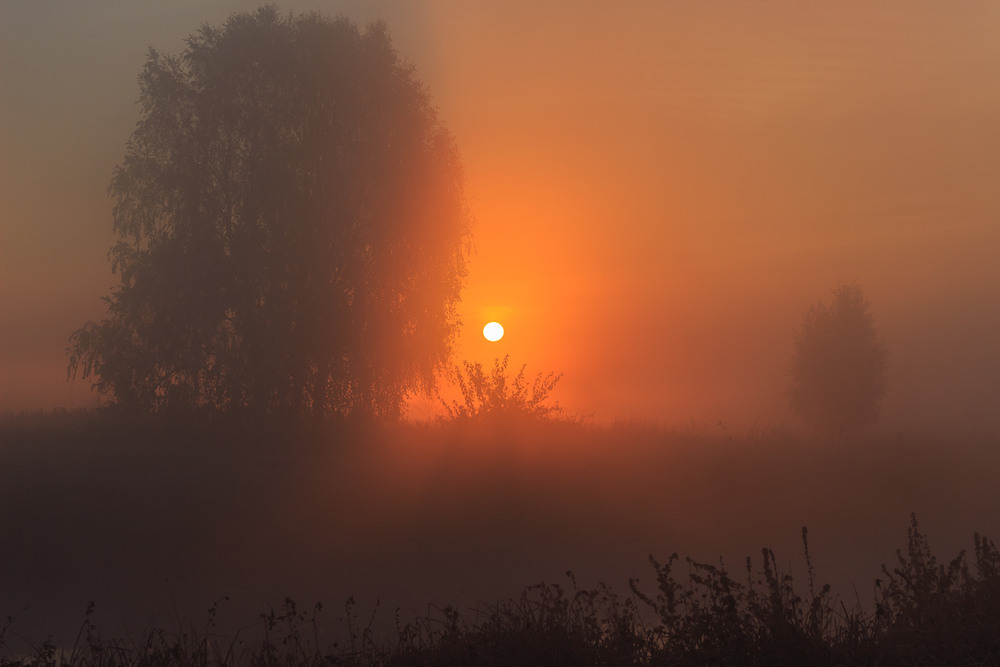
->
[3,1,999,433]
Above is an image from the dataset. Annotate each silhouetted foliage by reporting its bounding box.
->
[440,355,563,421]
[872,515,1000,664]
[627,517,1000,665]
[788,281,888,438]
[4,518,998,665]
[68,6,470,421]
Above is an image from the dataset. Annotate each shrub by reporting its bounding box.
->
[439,355,562,422]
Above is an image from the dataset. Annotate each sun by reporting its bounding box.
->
[483,321,504,342]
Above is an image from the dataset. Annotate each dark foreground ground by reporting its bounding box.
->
[2,411,999,663]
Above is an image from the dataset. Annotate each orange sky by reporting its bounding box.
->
[3,2,1000,433]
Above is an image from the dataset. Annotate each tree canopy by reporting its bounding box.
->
[69,6,471,421]
[788,282,888,438]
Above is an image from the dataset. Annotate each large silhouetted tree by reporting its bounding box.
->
[68,7,470,421]
[788,282,888,438]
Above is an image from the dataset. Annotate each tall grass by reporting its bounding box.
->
[3,516,997,666]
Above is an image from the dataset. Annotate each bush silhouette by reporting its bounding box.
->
[440,355,562,422]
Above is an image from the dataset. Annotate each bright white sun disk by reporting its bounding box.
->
[483,321,504,342]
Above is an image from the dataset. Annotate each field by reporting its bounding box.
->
[2,410,998,664]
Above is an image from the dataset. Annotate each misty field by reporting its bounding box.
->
[2,411,998,664]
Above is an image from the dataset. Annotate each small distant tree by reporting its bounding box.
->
[441,355,562,421]
[788,281,888,438]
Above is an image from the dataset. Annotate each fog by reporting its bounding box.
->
[2,1,1000,656]
[3,2,999,433]
[3,417,999,649]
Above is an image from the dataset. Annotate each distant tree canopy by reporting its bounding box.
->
[788,282,888,438]
[68,6,470,421]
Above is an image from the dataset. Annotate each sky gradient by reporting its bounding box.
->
[3,1,999,433]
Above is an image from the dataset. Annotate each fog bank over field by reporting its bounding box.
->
[2,418,999,649]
